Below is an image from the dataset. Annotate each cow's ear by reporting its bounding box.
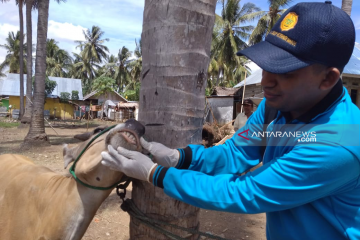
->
[63,144,75,169]
[73,127,107,141]
[73,132,93,141]
[93,126,106,134]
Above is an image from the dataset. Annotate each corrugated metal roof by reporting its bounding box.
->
[0,73,83,99]
[118,102,138,108]
[83,90,98,100]
[83,89,127,102]
[233,68,262,88]
[343,43,360,75]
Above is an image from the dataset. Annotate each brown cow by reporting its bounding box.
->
[0,119,144,240]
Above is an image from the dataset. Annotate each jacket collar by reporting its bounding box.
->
[281,79,344,123]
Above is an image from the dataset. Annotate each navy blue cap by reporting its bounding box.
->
[237,1,355,74]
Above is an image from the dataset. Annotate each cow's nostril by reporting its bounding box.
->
[96,177,100,181]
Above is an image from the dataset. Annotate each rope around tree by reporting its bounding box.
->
[116,183,231,240]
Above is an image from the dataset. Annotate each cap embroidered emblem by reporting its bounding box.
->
[280,12,298,31]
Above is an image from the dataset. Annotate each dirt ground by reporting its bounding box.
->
[0,120,266,240]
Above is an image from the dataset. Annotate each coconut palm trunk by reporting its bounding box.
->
[18,0,25,119]
[23,0,50,147]
[132,0,216,239]
[21,0,34,124]
[341,0,353,16]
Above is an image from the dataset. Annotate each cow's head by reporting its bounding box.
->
[63,119,145,189]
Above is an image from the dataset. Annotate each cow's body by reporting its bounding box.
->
[0,154,110,240]
[0,120,145,240]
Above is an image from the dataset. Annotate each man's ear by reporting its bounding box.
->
[320,67,341,90]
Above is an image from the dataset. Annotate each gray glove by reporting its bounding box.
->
[101,145,158,182]
[140,137,180,168]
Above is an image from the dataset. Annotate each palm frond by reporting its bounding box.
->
[249,15,269,45]
[269,0,292,10]
[235,10,266,24]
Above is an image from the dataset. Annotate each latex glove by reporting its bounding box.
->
[140,137,179,168]
[101,145,158,182]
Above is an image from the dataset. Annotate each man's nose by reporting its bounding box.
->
[261,70,277,88]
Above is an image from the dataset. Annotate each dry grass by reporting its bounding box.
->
[202,122,235,147]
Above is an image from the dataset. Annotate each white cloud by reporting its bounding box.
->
[47,20,87,43]
[0,4,19,25]
[0,23,20,39]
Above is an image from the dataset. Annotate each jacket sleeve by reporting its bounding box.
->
[153,143,360,213]
[175,100,267,175]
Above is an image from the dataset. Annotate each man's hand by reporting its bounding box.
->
[140,138,180,168]
[101,145,158,182]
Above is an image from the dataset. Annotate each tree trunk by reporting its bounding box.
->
[19,0,25,119]
[132,0,216,239]
[341,0,353,16]
[23,0,50,148]
[21,0,34,124]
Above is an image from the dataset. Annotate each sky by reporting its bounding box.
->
[0,0,359,69]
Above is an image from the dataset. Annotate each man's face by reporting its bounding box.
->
[261,65,326,117]
[243,104,253,115]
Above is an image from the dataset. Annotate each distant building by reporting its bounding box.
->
[83,89,127,105]
[342,42,360,108]
[233,67,263,99]
[205,87,242,124]
[0,73,83,119]
[83,89,139,121]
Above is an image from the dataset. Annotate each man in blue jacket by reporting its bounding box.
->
[101,2,360,239]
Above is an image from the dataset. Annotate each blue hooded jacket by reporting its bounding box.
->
[152,81,360,240]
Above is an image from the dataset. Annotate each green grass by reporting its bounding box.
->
[0,121,20,128]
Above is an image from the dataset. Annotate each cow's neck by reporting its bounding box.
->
[45,173,113,240]
[69,181,113,240]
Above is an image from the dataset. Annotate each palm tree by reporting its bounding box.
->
[207,20,222,92]
[129,38,142,83]
[210,0,261,86]
[22,0,35,124]
[341,0,352,16]
[0,0,26,117]
[99,46,132,92]
[115,46,132,92]
[74,26,109,90]
[46,39,72,77]
[76,25,109,64]
[0,66,7,77]
[17,0,25,118]
[134,0,217,238]
[23,0,50,147]
[22,0,66,124]
[249,0,292,45]
[123,39,142,99]
[100,54,118,78]
[70,51,100,94]
[0,31,27,74]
